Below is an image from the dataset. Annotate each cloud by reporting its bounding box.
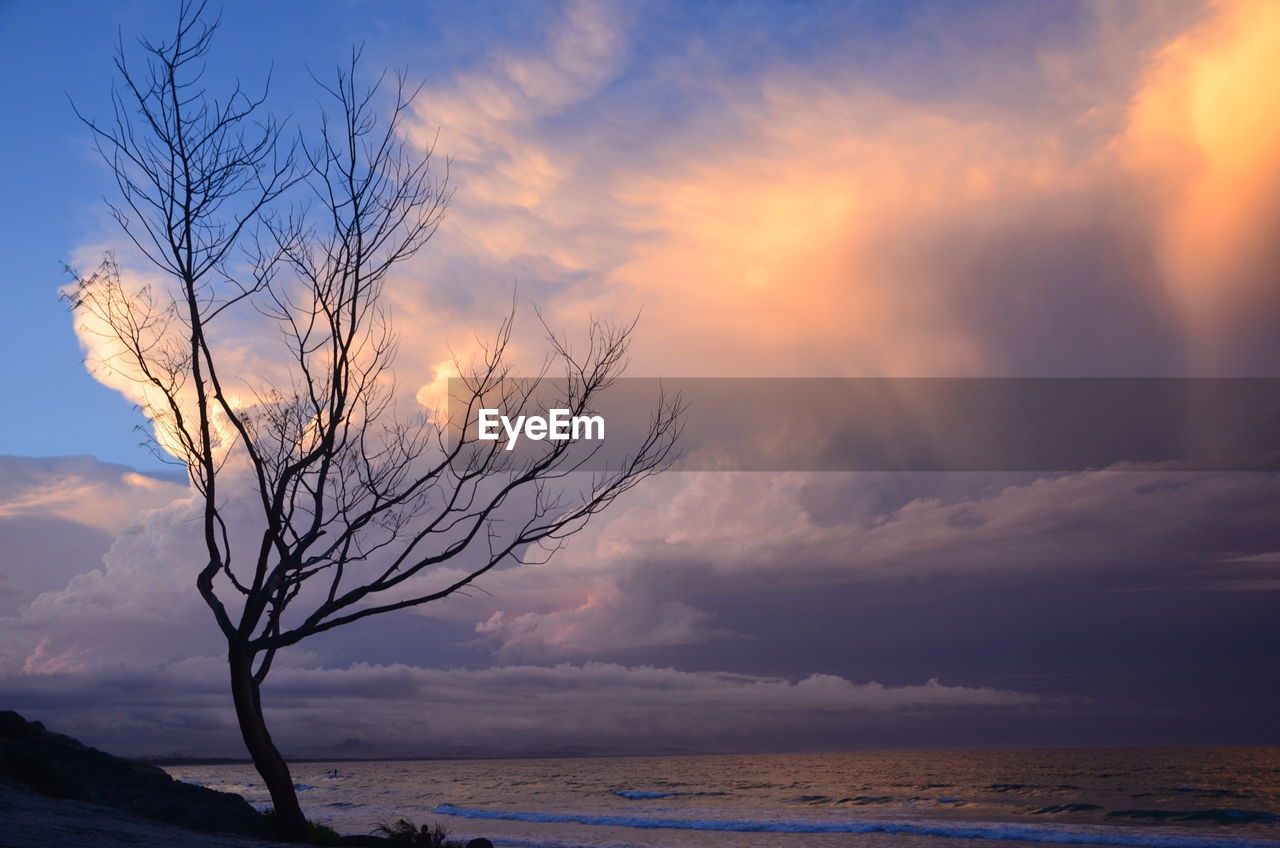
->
[472,581,729,661]
[24,488,212,624]
[68,0,1280,425]
[20,462,1268,677]
[13,456,1272,753]
[383,0,1280,672]
[383,0,1280,385]
[577,470,1280,580]
[1117,0,1280,370]
[0,455,185,620]
[386,468,1280,664]
[1,659,1037,756]
[0,454,184,534]
[21,637,90,676]
[34,0,1280,753]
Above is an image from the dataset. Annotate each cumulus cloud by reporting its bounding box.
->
[0,456,185,621]
[0,454,184,534]
[24,490,211,624]
[573,470,1280,579]
[21,637,91,676]
[19,463,1274,678]
[472,585,728,661]
[428,469,1280,660]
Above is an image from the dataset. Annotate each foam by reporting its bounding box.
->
[434,805,1280,848]
[612,790,728,800]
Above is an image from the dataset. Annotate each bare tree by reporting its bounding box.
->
[67,3,678,839]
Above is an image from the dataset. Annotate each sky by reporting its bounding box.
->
[1,0,1279,757]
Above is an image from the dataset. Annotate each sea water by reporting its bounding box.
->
[165,747,1280,848]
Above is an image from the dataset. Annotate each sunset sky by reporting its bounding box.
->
[2,0,1279,757]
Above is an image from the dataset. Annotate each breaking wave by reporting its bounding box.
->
[612,789,728,800]
[433,805,1280,848]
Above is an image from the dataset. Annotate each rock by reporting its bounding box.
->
[465,839,495,848]
[0,710,270,838]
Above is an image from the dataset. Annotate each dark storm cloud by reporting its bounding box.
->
[0,658,1038,757]
[458,470,1280,746]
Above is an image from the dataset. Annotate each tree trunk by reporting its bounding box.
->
[229,647,309,842]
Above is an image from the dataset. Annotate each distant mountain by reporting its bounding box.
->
[145,737,707,764]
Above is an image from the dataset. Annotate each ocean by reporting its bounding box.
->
[164,747,1280,848]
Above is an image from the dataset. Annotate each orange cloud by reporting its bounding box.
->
[600,86,1083,377]
[0,456,185,534]
[1118,0,1280,368]
[401,1,1264,384]
[77,0,1280,425]
[22,637,90,675]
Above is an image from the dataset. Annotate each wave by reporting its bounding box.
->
[612,790,728,800]
[785,794,894,806]
[433,805,1280,848]
[1030,805,1105,815]
[1108,811,1276,825]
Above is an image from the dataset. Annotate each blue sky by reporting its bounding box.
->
[0,1,423,466]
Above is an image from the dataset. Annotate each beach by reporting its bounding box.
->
[4,740,1279,848]
[167,747,1280,848]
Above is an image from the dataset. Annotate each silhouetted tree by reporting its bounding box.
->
[67,3,678,840]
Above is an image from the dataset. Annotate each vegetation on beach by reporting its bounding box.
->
[372,819,456,847]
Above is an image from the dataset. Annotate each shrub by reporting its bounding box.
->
[373,818,453,847]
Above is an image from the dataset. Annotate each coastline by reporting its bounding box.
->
[0,783,294,848]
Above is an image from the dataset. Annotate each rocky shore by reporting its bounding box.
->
[0,711,490,848]
[0,710,281,846]
[0,782,290,848]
